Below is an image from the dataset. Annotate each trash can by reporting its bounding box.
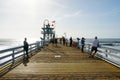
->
[73,41,78,47]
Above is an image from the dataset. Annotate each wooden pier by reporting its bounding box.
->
[0,44,120,80]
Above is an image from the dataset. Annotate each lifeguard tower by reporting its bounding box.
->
[41,19,55,41]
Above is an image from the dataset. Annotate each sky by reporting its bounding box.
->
[0,0,120,39]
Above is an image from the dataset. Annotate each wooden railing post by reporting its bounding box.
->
[29,45,31,52]
[12,50,15,65]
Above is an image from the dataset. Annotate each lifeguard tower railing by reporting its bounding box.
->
[0,40,49,76]
[85,43,120,68]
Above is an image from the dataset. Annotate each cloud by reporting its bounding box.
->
[50,0,67,9]
[55,10,82,21]
[64,11,82,18]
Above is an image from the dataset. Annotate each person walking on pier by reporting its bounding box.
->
[66,38,68,46]
[90,36,99,58]
[69,37,73,47]
[62,37,66,46]
[59,38,62,44]
[55,38,58,47]
[81,37,85,52]
[23,38,29,58]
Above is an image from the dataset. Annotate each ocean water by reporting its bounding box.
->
[0,39,19,50]
[0,38,41,64]
[0,38,41,50]
[0,38,120,50]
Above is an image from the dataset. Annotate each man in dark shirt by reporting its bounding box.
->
[69,37,73,47]
[81,37,85,52]
[23,38,29,58]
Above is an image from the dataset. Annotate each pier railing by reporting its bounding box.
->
[0,41,120,75]
[0,40,49,76]
[84,43,120,68]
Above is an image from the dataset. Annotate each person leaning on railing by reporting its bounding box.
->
[89,36,99,58]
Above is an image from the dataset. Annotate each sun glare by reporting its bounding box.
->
[24,0,50,6]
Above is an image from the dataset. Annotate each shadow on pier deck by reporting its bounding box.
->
[0,44,120,80]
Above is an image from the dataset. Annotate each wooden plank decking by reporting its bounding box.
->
[0,44,120,80]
